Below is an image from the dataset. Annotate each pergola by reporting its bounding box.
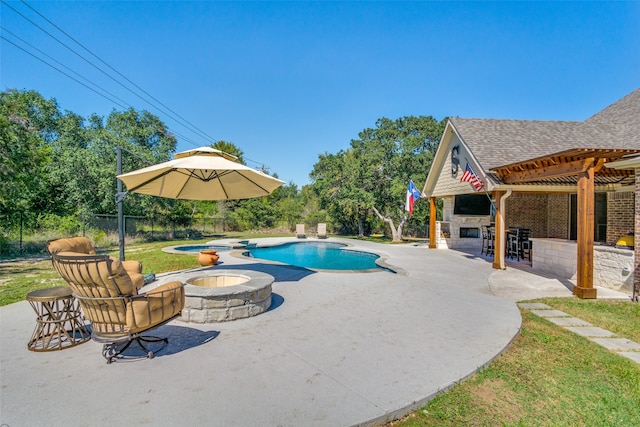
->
[492,148,638,298]
[425,89,640,300]
[428,148,639,299]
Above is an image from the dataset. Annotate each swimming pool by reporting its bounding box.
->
[244,241,382,271]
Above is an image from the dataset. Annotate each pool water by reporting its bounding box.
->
[246,242,381,270]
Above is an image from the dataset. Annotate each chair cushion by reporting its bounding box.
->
[54,251,137,297]
[122,261,144,290]
[126,281,185,333]
[48,237,96,255]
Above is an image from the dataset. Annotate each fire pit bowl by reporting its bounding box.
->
[180,270,274,323]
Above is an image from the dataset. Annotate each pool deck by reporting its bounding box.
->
[0,237,630,426]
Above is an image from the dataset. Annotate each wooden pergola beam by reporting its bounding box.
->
[502,158,595,184]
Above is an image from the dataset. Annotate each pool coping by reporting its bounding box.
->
[161,243,246,255]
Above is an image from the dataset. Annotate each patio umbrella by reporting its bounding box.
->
[115,146,284,261]
[116,146,285,201]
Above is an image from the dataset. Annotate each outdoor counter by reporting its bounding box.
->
[530,238,634,293]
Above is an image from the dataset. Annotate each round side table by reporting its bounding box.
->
[26,286,91,351]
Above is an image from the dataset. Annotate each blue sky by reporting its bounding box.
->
[2,1,639,186]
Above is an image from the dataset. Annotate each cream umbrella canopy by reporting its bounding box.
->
[117,147,285,201]
[115,146,284,261]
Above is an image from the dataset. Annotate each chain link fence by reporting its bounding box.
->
[0,212,231,256]
[403,221,429,239]
[1,211,428,256]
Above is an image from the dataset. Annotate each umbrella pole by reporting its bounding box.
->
[116,147,126,261]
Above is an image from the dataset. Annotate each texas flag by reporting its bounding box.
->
[405,180,421,215]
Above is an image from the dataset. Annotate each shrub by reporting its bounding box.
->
[37,213,81,235]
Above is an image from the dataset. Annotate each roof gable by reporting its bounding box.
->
[424,88,640,195]
[423,121,497,197]
[586,88,640,125]
[450,89,640,172]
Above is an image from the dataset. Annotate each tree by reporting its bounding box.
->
[0,89,55,219]
[100,108,177,218]
[310,150,373,236]
[275,182,304,231]
[212,140,244,164]
[300,185,329,230]
[310,116,446,241]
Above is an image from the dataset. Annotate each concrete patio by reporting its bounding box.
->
[0,238,630,426]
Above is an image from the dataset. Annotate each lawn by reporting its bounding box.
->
[389,299,640,426]
[0,233,293,306]
[0,238,208,306]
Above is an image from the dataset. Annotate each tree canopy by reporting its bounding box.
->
[310,115,446,241]
[1,88,444,249]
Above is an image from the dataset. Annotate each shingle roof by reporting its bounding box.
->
[450,88,640,172]
[587,88,640,148]
[586,88,640,126]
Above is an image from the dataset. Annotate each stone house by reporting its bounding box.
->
[422,88,640,298]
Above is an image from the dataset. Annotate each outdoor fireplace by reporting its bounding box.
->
[460,227,480,238]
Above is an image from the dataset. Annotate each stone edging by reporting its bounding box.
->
[518,302,640,365]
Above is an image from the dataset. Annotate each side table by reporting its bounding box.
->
[26,286,91,351]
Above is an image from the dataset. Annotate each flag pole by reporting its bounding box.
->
[463,158,496,215]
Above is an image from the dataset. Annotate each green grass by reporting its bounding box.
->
[1,236,233,306]
[389,301,640,427]
[536,297,640,343]
[0,257,63,306]
[0,233,296,306]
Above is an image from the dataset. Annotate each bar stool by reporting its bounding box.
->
[26,286,91,351]
[481,225,494,256]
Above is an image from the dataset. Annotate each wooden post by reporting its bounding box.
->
[574,166,597,299]
[429,197,437,249]
[635,168,640,301]
[492,191,505,270]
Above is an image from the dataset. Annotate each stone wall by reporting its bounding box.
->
[593,246,634,293]
[438,196,490,250]
[530,238,577,278]
[531,238,634,293]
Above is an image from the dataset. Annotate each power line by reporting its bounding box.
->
[1,1,275,171]
[0,32,203,149]
[1,25,133,110]
[3,0,211,145]
[0,35,130,110]
[20,0,216,144]
[1,27,204,147]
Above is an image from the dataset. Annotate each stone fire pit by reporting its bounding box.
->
[180,270,274,323]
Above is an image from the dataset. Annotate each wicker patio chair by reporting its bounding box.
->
[47,237,185,364]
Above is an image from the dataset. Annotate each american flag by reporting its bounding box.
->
[460,163,484,192]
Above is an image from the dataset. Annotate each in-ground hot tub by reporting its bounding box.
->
[180,270,274,323]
